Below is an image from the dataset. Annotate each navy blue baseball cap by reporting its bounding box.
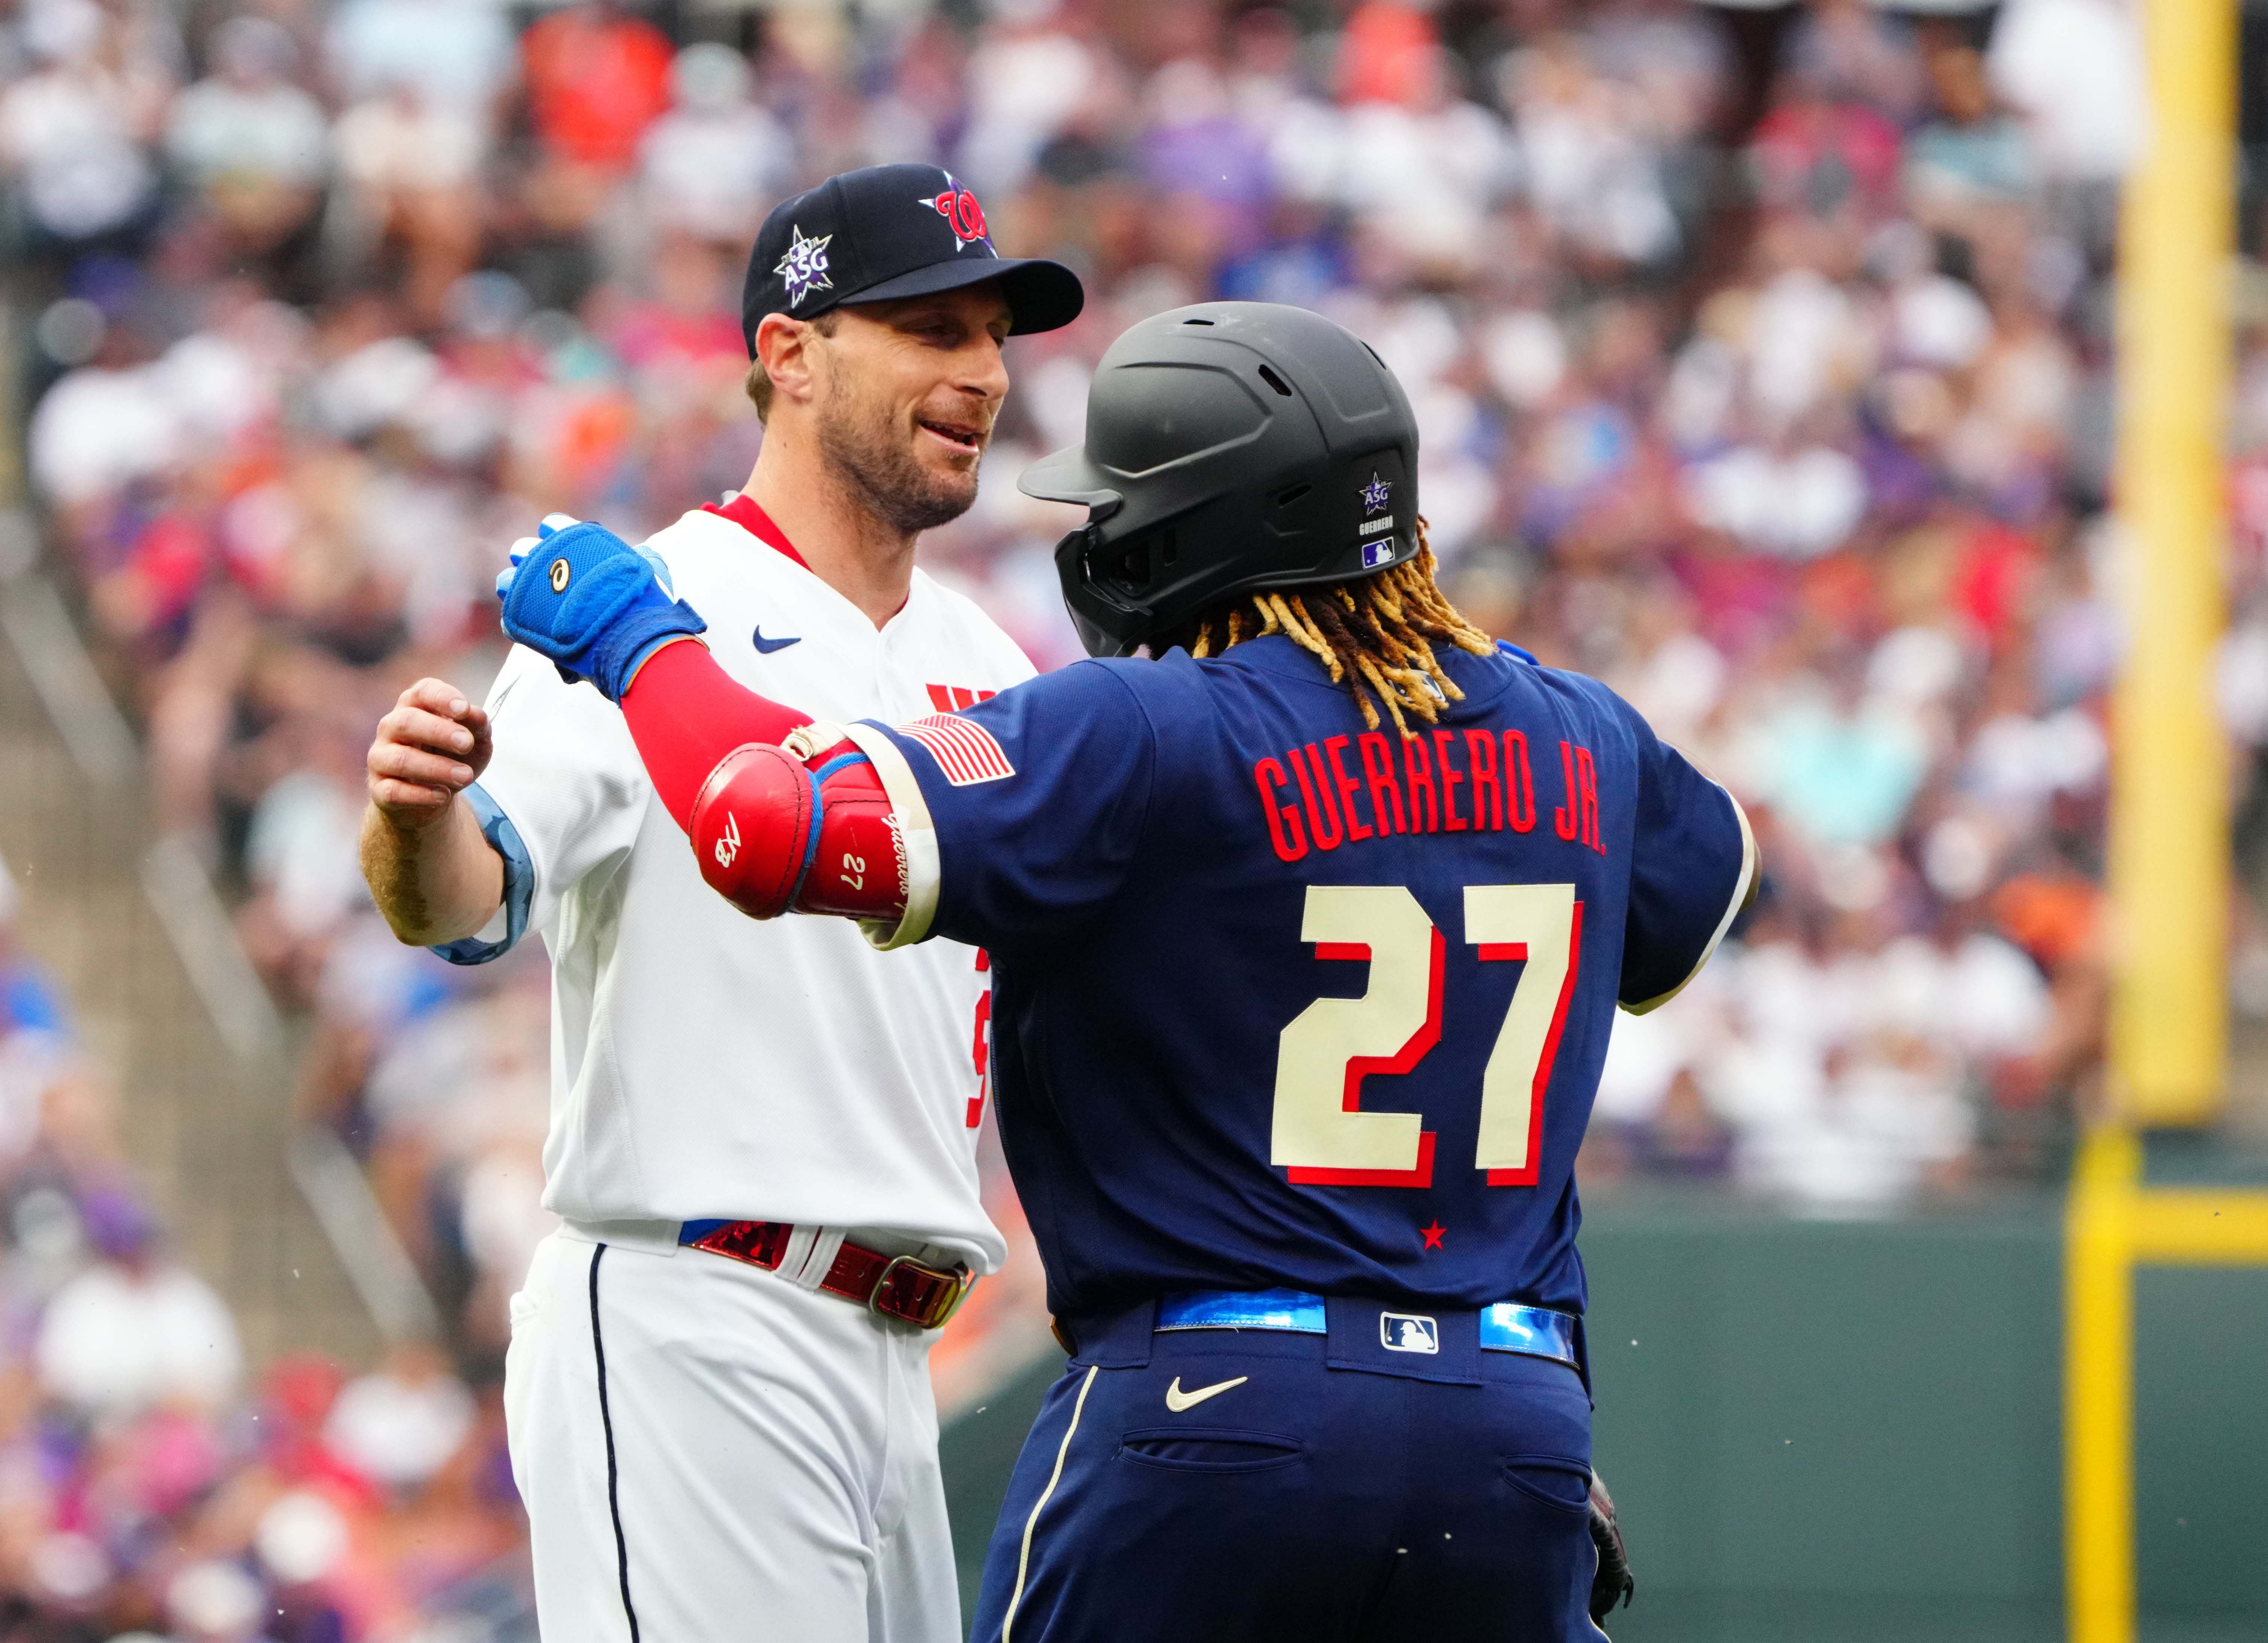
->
[742,163,1084,352]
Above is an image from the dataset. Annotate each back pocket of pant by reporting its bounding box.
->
[1118,1427,1307,1474]
[1501,1455,1592,1513]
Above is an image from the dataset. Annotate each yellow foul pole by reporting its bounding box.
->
[2083,14,2238,1625]
[2110,0,2236,1125]
[2065,1126,2137,1643]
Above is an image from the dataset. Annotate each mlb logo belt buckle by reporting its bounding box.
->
[1379,1311,1440,1354]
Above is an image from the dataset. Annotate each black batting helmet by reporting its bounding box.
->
[1020,301,1419,659]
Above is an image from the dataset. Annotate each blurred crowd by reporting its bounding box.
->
[0,0,2239,1621]
[3,0,2247,1628]
[0,856,531,1639]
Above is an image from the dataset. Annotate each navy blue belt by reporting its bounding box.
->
[1156,1288,1581,1372]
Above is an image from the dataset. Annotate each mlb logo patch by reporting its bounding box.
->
[901,714,1015,786]
[1361,538,1396,570]
[1379,1312,1440,1354]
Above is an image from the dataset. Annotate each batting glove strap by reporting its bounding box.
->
[588,600,710,703]
[498,520,707,701]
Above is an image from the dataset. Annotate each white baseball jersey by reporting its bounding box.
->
[452,498,1033,1270]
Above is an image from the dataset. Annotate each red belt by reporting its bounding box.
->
[678,1219,974,1330]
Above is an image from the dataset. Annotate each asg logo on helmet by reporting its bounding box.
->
[922,176,991,251]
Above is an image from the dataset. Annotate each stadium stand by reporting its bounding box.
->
[4,0,2255,1633]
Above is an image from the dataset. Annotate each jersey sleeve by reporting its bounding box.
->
[448,646,651,955]
[840,660,1157,951]
[1616,705,1756,1014]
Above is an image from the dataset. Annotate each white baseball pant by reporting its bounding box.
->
[504,1226,961,1643]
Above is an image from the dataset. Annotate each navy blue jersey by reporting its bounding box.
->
[864,635,1751,1321]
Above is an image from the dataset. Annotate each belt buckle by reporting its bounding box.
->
[867,1254,974,1330]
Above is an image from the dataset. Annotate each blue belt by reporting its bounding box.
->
[1155,1288,1580,1371]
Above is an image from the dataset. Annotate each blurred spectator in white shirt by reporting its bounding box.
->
[28,323,182,516]
[959,8,1106,197]
[166,15,328,255]
[36,1194,242,1420]
[1501,31,1679,270]
[330,83,488,324]
[1987,0,2147,186]
[323,1343,476,1491]
[324,0,516,115]
[638,43,791,247]
[0,1,168,247]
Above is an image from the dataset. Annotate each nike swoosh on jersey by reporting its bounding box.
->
[1164,1375,1248,1413]
[752,626,801,653]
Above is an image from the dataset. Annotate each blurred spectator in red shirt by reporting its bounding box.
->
[522,1,676,174]
[1336,0,1440,108]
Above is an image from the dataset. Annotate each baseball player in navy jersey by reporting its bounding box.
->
[488,301,1755,1642]
[356,165,1081,1643]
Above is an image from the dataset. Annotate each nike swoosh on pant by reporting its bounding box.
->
[752,627,801,653]
[1164,1375,1248,1412]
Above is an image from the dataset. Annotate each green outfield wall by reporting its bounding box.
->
[939,1189,2268,1642]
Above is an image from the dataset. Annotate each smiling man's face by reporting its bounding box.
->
[807,282,1013,536]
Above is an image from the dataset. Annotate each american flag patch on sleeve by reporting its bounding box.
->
[899,714,1015,786]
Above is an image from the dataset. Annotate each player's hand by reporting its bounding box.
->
[496,515,706,702]
[367,678,492,827]
[495,514,680,604]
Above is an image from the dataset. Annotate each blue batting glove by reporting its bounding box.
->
[496,517,706,701]
[498,514,677,603]
[495,513,574,606]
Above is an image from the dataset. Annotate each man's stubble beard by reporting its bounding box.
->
[813,378,981,538]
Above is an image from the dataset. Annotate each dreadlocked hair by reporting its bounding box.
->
[1166,520,1495,737]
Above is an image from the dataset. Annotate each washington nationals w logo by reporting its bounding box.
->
[920,177,991,251]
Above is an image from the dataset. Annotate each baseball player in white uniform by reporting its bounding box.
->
[357,164,1084,1642]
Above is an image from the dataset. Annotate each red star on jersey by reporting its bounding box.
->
[1420,1222,1446,1250]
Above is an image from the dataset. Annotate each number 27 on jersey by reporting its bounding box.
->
[1272,883,1581,1190]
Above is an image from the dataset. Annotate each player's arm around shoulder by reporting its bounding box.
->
[360,676,504,947]
[652,650,1165,956]
[848,657,1174,944]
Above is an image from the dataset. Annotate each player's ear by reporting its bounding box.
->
[755,313,823,413]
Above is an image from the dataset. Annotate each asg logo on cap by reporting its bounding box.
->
[921,174,991,252]
[1380,1312,1439,1354]
[1360,472,1392,515]
[775,223,834,307]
